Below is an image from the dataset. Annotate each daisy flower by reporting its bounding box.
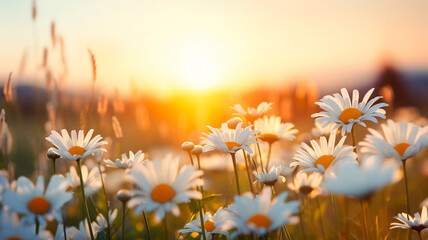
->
[287,172,324,198]
[231,102,273,123]
[390,207,428,236]
[254,115,298,144]
[0,212,52,240]
[67,220,100,240]
[290,133,357,173]
[201,122,260,154]
[311,121,337,138]
[312,88,388,136]
[253,165,285,186]
[66,164,102,196]
[45,129,108,161]
[2,175,72,228]
[93,209,118,233]
[104,150,146,169]
[360,119,428,161]
[224,187,300,238]
[126,154,203,223]
[178,207,229,239]
[322,156,402,198]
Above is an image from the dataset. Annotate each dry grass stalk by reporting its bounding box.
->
[112,116,123,139]
[88,49,97,83]
[4,73,13,104]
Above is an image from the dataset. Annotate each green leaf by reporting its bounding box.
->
[97,230,108,240]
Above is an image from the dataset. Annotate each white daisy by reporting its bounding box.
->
[45,129,108,161]
[360,119,428,161]
[67,220,100,240]
[66,164,102,196]
[253,165,285,186]
[0,213,52,240]
[312,88,388,136]
[224,187,300,238]
[231,102,273,123]
[178,207,229,240]
[126,154,203,223]
[311,121,337,138]
[287,172,324,198]
[104,150,146,169]
[201,122,260,154]
[2,175,72,228]
[290,133,357,173]
[390,207,428,233]
[93,209,118,233]
[322,156,402,198]
[254,115,298,144]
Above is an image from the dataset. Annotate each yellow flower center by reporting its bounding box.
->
[204,220,216,232]
[151,184,175,203]
[299,186,314,195]
[315,155,335,170]
[260,133,279,144]
[394,143,411,156]
[27,196,51,215]
[7,237,23,240]
[224,141,241,151]
[247,214,271,229]
[339,107,362,124]
[68,146,85,156]
[66,185,74,191]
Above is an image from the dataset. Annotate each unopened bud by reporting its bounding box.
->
[227,117,242,129]
[117,189,132,203]
[191,145,203,156]
[47,148,60,160]
[181,141,194,152]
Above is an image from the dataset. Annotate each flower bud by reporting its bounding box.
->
[116,189,132,203]
[181,141,194,152]
[227,117,243,129]
[191,145,203,156]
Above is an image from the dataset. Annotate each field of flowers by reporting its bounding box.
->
[1,77,428,240]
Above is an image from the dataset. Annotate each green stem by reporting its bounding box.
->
[266,143,272,171]
[196,155,205,199]
[402,160,411,215]
[35,217,39,234]
[351,127,357,155]
[198,200,207,240]
[256,143,264,171]
[283,226,292,240]
[76,159,95,240]
[230,153,241,195]
[316,198,326,240]
[188,152,195,166]
[243,151,255,195]
[98,163,111,240]
[360,199,369,240]
[417,231,422,240]
[143,211,152,240]
[163,215,169,239]
[298,199,307,240]
[122,201,126,240]
[52,159,56,175]
[331,194,342,238]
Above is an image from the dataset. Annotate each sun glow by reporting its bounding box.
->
[175,41,222,91]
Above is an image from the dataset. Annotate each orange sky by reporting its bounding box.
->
[1,0,428,97]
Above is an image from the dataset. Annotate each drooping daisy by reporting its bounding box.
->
[201,122,260,154]
[287,172,324,198]
[126,154,203,223]
[322,156,402,198]
[312,88,388,136]
[223,187,300,238]
[254,115,298,144]
[104,150,146,169]
[2,175,72,228]
[66,164,102,196]
[178,207,229,239]
[390,207,428,237]
[231,102,273,123]
[290,133,357,173]
[93,209,118,233]
[67,220,100,240]
[45,129,108,161]
[253,165,285,186]
[311,121,337,138]
[360,119,428,161]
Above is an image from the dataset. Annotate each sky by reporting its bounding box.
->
[1,0,428,97]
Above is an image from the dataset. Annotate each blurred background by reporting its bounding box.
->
[0,0,428,176]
